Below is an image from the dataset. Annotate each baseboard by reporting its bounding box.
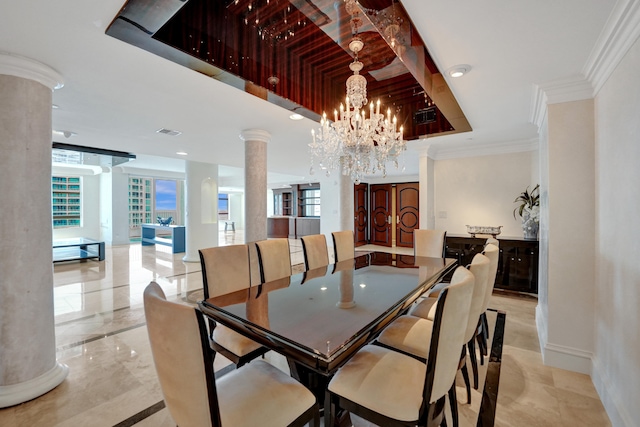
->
[591,356,634,427]
[535,303,547,354]
[542,342,592,374]
[536,304,592,374]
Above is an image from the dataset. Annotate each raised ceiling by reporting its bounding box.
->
[106,0,471,141]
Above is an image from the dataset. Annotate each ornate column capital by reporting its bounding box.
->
[0,52,64,90]
[239,129,271,144]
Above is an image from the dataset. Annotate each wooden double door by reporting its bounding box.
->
[354,182,419,247]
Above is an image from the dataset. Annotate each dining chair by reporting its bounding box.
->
[378,254,490,402]
[375,258,487,427]
[143,282,320,427]
[413,229,448,297]
[414,229,447,258]
[300,233,329,270]
[324,266,474,427]
[476,243,499,363]
[255,238,292,283]
[331,230,355,263]
[199,245,268,367]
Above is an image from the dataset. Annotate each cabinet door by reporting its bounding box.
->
[498,243,538,293]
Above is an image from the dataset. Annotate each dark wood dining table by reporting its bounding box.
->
[198,251,456,399]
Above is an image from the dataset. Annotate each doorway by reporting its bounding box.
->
[358,182,419,247]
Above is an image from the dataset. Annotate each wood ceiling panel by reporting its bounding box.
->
[107,0,470,139]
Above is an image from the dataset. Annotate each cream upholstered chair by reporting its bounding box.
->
[199,245,268,367]
[255,238,292,283]
[413,229,448,298]
[380,255,489,397]
[300,234,329,270]
[143,282,320,427]
[325,267,474,427]
[414,229,447,258]
[476,243,499,363]
[331,230,355,263]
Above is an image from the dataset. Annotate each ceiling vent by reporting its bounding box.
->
[156,128,182,136]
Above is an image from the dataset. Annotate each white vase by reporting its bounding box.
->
[522,211,539,240]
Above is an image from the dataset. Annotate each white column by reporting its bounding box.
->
[418,148,436,229]
[183,161,219,262]
[99,167,130,245]
[240,129,270,243]
[0,53,68,407]
[339,173,354,232]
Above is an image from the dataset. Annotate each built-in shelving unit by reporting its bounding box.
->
[297,183,320,217]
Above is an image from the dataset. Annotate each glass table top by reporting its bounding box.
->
[199,252,456,373]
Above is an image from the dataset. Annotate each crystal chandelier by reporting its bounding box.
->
[309,0,405,184]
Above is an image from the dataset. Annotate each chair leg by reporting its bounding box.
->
[460,361,472,404]
[448,382,459,427]
[324,389,335,427]
[458,345,471,405]
[468,339,479,390]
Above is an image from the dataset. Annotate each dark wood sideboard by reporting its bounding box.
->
[444,235,539,294]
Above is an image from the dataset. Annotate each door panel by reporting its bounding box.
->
[354,183,368,246]
[370,184,392,246]
[396,183,419,247]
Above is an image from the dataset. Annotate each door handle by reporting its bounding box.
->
[397,215,400,224]
[388,215,392,224]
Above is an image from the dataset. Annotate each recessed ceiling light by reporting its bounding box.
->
[176,151,188,156]
[289,113,304,120]
[52,130,77,138]
[447,64,471,78]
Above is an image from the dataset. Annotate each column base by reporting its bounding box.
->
[0,362,69,408]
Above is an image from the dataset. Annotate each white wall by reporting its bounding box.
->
[432,151,539,237]
[544,99,596,374]
[592,35,640,427]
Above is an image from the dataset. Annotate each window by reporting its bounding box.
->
[52,176,82,228]
[128,176,153,228]
[218,193,229,220]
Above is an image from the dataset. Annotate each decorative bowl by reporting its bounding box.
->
[466,225,503,238]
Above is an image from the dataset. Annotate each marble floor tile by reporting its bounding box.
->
[0,235,611,426]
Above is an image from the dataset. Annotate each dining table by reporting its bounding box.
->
[198,251,457,404]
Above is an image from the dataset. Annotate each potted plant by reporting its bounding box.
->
[513,184,540,239]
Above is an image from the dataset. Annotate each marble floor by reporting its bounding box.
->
[0,232,610,426]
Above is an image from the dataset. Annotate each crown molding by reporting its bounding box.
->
[531,0,640,130]
[530,75,593,129]
[0,51,63,90]
[583,0,640,95]
[428,138,538,161]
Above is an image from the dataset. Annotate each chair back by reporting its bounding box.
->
[464,253,490,342]
[424,266,474,404]
[199,244,251,299]
[143,282,219,427]
[255,238,292,283]
[485,237,500,247]
[301,234,329,270]
[481,243,500,312]
[414,229,447,258]
[331,231,355,262]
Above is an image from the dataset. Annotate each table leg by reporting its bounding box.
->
[286,359,329,409]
